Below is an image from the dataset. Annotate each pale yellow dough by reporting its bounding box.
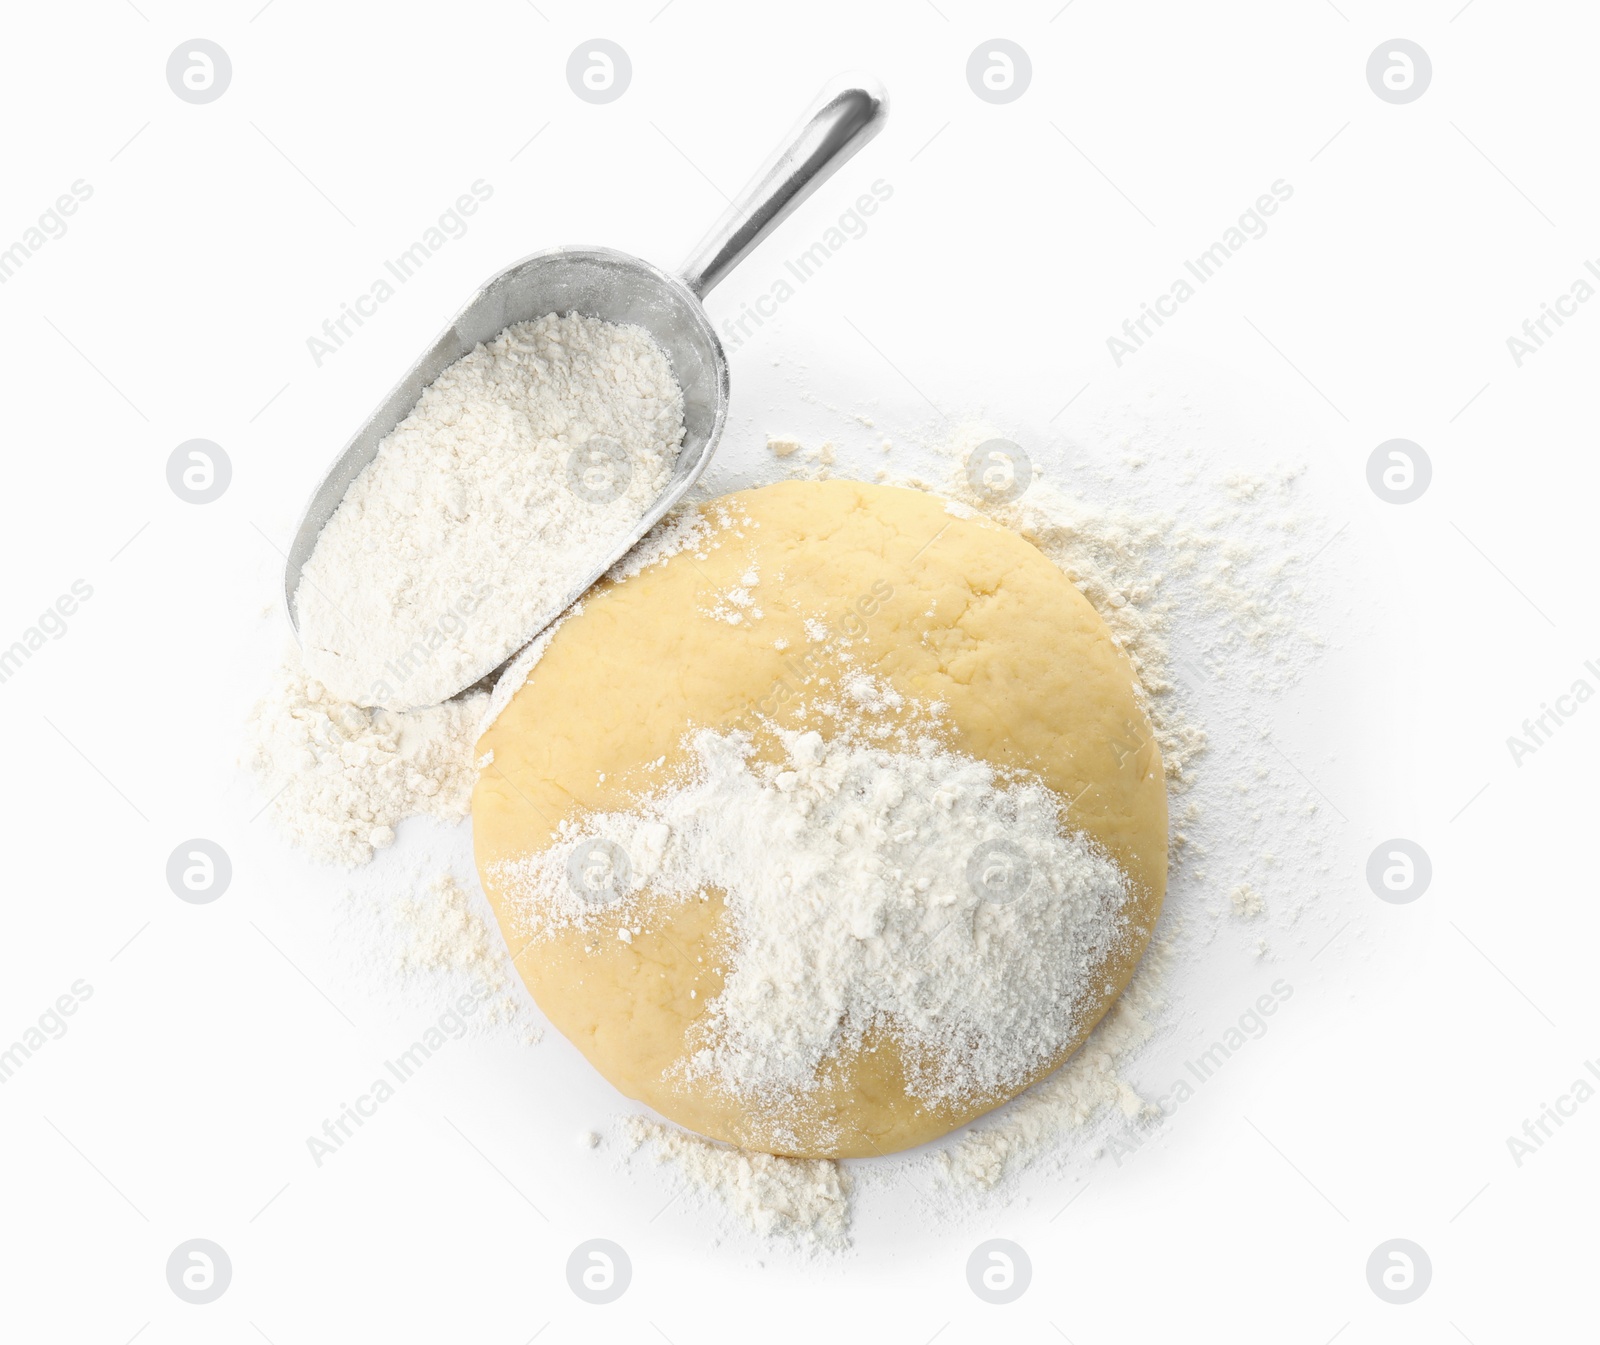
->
[473,480,1167,1158]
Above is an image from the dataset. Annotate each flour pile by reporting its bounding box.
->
[297,311,686,710]
[494,722,1136,1114]
[243,649,484,866]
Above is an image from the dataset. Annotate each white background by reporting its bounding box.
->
[1,1,1594,1341]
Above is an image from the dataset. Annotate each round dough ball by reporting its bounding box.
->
[473,480,1166,1158]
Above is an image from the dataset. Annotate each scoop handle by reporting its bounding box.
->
[678,74,888,300]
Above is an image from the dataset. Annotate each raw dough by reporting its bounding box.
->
[473,480,1167,1157]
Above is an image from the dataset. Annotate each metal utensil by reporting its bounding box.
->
[283,73,888,707]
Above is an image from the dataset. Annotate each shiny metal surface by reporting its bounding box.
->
[284,74,888,705]
[678,73,889,298]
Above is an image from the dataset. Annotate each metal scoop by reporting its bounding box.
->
[282,73,888,707]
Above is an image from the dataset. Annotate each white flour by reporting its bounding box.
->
[296,311,685,710]
[934,932,1173,1190]
[494,721,1135,1133]
[623,1115,852,1250]
[394,872,532,1030]
[1229,882,1264,917]
[243,648,484,866]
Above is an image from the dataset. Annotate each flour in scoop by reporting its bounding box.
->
[297,311,686,710]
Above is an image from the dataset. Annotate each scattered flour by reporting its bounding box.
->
[870,422,1326,791]
[935,934,1172,1191]
[394,872,532,1031]
[623,1115,852,1250]
[243,648,484,866]
[296,311,686,711]
[1229,883,1264,917]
